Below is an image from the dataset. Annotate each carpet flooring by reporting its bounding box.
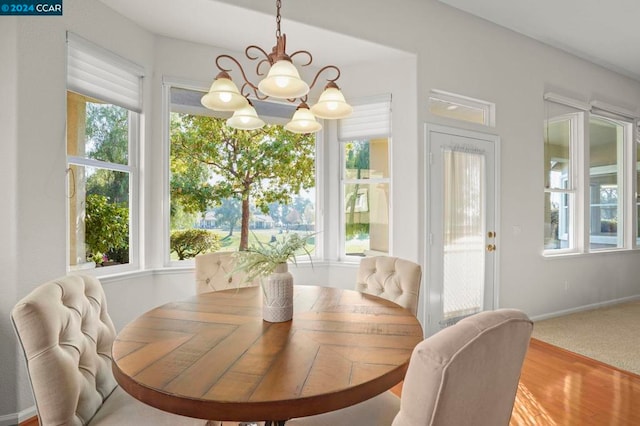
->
[532,300,640,375]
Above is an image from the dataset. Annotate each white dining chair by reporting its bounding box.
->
[195,251,258,294]
[356,256,422,316]
[288,309,533,426]
[11,274,210,426]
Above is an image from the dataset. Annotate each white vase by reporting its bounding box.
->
[262,263,293,322]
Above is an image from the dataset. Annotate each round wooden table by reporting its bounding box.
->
[112,285,423,423]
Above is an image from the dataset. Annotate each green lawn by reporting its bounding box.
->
[170,228,316,260]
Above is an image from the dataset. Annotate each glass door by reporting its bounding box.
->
[425,125,498,336]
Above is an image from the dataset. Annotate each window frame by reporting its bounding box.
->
[428,89,496,127]
[65,35,141,276]
[338,95,392,260]
[543,93,637,256]
[543,112,580,254]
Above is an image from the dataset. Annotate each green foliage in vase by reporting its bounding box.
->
[233,233,314,283]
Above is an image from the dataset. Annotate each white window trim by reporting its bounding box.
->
[338,94,392,260]
[543,112,580,255]
[543,92,638,256]
[66,109,140,276]
[66,35,142,276]
[429,89,496,127]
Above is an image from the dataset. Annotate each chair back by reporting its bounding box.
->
[356,256,422,315]
[393,309,533,426]
[195,251,256,294]
[11,275,118,426]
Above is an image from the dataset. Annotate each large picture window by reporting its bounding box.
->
[167,86,317,262]
[66,33,141,272]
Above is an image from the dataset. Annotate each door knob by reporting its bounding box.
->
[487,244,496,252]
[487,231,496,238]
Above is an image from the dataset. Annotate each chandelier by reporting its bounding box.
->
[200,0,352,133]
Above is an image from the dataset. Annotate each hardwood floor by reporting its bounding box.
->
[509,338,640,425]
[393,338,640,425]
[20,338,640,425]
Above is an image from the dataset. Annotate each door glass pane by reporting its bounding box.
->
[442,150,485,321]
[589,116,623,250]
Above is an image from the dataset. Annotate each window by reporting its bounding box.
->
[66,33,142,272]
[543,94,635,254]
[428,90,495,127]
[339,96,391,257]
[544,103,580,251]
[167,86,317,262]
[589,115,627,250]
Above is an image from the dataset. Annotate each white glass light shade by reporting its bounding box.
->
[310,85,353,119]
[201,74,248,111]
[285,104,322,134]
[226,103,265,130]
[258,60,309,99]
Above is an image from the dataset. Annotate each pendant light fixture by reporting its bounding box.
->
[201,0,352,133]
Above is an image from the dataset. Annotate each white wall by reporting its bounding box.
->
[0,16,20,421]
[4,0,640,421]
[1,0,157,420]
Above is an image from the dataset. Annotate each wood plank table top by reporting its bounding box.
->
[112,285,424,422]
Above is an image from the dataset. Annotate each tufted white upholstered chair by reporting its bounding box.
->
[195,251,257,294]
[356,256,422,316]
[11,274,208,426]
[288,309,533,426]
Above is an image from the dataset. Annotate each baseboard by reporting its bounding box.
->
[530,294,640,321]
[0,413,16,426]
[0,406,36,426]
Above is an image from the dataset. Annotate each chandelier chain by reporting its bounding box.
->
[275,0,282,38]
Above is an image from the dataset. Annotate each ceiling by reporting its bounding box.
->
[438,0,640,82]
[100,0,640,82]
[99,0,409,67]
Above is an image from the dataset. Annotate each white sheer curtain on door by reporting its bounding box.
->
[441,147,486,324]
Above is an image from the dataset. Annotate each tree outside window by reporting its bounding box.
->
[168,93,316,259]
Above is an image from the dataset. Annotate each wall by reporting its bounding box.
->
[4,0,640,421]
[0,16,20,424]
[1,0,156,420]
